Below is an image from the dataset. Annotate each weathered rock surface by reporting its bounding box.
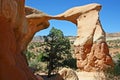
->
[54,3,113,71]
[0,1,113,80]
[58,68,79,80]
[0,0,49,80]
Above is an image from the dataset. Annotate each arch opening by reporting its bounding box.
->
[27,19,77,73]
[34,20,77,36]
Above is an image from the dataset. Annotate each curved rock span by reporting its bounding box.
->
[26,3,113,71]
[0,0,113,80]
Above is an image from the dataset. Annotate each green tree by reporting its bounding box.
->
[42,27,71,77]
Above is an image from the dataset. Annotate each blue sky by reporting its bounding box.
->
[25,0,120,36]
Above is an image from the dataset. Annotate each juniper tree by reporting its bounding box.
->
[42,27,71,77]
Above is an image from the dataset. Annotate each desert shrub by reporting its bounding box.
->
[103,67,120,80]
[28,55,47,72]
[25,50,35,61]
[28,44,34,49]
[29,59,38,72]
[113,53,120,76]
[34,42,41,47]
[25,50,47,72]
[107,39,120,48]
[104,53,120,79]
[36,52,44,62]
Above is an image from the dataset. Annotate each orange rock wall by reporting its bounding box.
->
[0,0,37,80]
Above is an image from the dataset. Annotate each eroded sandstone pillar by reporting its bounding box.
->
[54,3,113,71]
[74,10,113,71]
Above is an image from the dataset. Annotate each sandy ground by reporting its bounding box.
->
[76,72,103,80]
[37,71,104,80]
[37,71,120,80]
[76,71,120,80]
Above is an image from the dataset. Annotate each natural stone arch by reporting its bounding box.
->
[0,1,113,80]
[26,3,113,71]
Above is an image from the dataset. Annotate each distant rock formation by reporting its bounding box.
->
[0,1,113,80]
[106,32,120,37]
[31,36,44,42]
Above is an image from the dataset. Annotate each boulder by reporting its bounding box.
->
[58,68,79,80]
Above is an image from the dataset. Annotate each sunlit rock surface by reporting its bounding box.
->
[0,1,113,80]
[26,3,113,71]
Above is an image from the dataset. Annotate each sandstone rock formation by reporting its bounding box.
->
[58,68,79,80]
[0,1,113,80]
[54,3,113,71]
[27,3,113,71]
[0,0,50,80]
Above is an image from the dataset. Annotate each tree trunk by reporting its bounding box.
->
[47,59,52,77]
